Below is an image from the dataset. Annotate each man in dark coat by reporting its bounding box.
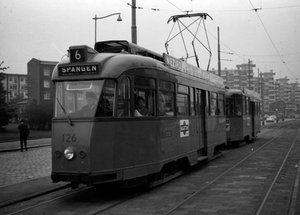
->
[77,92,97,117]
[18,120,30,152]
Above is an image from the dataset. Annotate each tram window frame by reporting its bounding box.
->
[218,93,225,116]
[117,77,131,117]
[177,84,189,116]
[210,92,217,116]
[245,96,249,115]
[195,89,202,116]
[158,80,175,116]
[134,76,155,117]
[190,87,195,116]
[95,79,115,117]
[234,95,242,116]
[206,91,210,116]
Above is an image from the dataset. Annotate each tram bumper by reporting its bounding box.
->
[51,172,117,185]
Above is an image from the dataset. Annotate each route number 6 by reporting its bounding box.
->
[75,50,81,60]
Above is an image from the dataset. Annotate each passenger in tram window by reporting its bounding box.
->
[236,106,242,116]
[75,92,97,117]
[164,102,174,116]
[97,98,113,116]
[135,96,152,116]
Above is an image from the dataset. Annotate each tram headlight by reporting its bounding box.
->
[64,147,76,160]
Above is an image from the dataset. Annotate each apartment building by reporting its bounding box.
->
[1,73,28,103]
[27,58,57,105]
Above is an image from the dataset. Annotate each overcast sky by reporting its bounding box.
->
[1,0,300,82]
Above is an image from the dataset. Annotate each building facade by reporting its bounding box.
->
[1,73,28,103]
[27,58,57,105]
[210,61,256,91]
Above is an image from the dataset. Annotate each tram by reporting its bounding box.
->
[225,88,261,145]
[51,40,227,188]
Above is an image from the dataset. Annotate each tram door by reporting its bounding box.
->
[250,101,255,136]
[196,89,207,149]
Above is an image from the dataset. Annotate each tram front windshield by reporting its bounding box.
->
[55,80,115,118]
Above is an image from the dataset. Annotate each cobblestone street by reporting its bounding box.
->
[0,148,51,188]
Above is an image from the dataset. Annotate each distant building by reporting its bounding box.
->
[1,73,28,103]
[261,70,276,114]
[210,61,256,91]
[27,58,57,105]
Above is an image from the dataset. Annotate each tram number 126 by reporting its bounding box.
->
[62,134,77,143]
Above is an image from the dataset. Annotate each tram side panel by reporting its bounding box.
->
[176,118,200,166]
[226,116,244,143]
[206,115,226,156]
[90,119,161,181]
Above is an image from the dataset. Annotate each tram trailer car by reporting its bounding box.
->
[225,88,261,145]
[51,40,227,188]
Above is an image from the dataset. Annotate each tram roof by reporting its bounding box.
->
[225,88,261,100]
[52,40,224,89]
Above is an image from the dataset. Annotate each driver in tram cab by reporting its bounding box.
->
[135,96,152,116]
[77,92,98,117]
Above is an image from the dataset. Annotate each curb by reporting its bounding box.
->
[0,144,51,153]
[0,183,71,209]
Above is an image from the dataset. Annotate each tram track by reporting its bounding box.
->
[160,121,300,215]
[1,181,146,215]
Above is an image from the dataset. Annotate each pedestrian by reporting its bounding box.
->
[18,119,30,152]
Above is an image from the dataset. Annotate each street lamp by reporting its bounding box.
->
[92,13,122,44]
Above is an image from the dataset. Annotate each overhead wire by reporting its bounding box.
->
[248,0,296,79]
[120,0,299,75]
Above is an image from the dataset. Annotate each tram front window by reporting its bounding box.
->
[55,80,115,118]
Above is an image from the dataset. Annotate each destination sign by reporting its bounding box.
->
[163,53,224,86]
[58,65,99,76]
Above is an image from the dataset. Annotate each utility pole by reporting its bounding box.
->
[131,0,137,44]
[258,68,260,94]
[248,59,251,90]
[217,26,221,76]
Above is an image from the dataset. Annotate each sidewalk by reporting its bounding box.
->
[0,138,71,209]
[0,138,51,152]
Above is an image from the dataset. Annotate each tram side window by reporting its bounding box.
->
[210,92,217,116]
[190,88,195,116]
[235,97,242,116]
[245,97,249,115]
[134,77,155,117]
[158,80,175,116]
[206,91,210,115]
[177,85,189,116]
[218,94,224,115]
[95,80,115,117]
[117,77,131,117]
[226,98,234,116]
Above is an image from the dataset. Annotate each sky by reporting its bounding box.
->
[1,0,300,82]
